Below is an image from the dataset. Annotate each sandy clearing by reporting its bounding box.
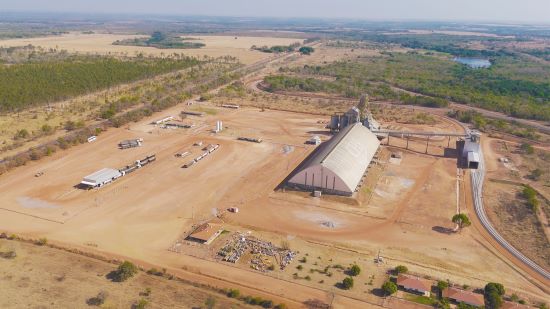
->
[0,32,304,64]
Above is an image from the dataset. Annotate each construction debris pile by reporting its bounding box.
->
[218,234,296,272]
[119,138,143,149]
[163,123,195,129]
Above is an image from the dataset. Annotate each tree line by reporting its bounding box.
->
[263,75,448,108]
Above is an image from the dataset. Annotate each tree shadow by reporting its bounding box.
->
[105,271,119,282]
[371,288,386,297]
[432,226,455,234]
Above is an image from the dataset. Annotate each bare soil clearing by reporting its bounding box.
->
[0,103,548,305]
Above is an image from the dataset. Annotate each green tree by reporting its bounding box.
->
[299,46,315,55]
[382,281,397,296]
[452,213,472,231]
[484,282,505,309]
[112,261,138,282]
[436,280,449,298]
[349,264,361,276]
[341,277,354,290]
[395,265,408,274]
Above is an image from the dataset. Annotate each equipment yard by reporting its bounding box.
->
[1,100,547,307]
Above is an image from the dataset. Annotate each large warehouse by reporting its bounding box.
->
[287,123,380,196]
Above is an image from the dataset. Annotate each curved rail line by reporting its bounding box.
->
[471,149,550,280]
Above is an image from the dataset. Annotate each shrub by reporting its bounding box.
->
[204,297,216,309]
[112,261,138,282]
[0,250,17,259]
[349,264,361,276]
[260,299,274,308]
[133,298,149,309]
[87,291,108,306]
[296,265,303,270]
[14,129,29,140]
[227,289,240,298]
[274,304,287,309]
[395,265,408,274]
[35,238,48,246]
[341,277,354,290]
[382,281,397,295]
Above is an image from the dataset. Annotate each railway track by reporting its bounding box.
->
[471,148,550,281]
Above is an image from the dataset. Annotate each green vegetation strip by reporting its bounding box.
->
[0,56,200,111]
[273,51,549,120]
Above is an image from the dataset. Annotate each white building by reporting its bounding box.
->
[80,168,123,188]
[287,123,380,196]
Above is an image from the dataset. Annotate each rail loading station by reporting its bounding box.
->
[287,123,380,196]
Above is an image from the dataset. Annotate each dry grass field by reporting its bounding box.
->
[0,239,248,309]
[0,32,304,64]
[484,181,550,270]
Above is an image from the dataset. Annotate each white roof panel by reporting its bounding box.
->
[291,123,380,192]
[82,168,122,185]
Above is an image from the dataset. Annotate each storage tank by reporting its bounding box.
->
[330,115,340,131]
[340,114,349,129]
[345,107,360,124]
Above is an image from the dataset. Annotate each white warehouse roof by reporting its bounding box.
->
[288,123,380,195]
[81,168,122,186]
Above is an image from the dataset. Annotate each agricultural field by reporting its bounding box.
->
[0,32,304,64]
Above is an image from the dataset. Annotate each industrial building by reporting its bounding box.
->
[187,221,224,245]
[457,130,481,169]
[329,106,361,132]
[80,168,123,188]
[287,123,380,196]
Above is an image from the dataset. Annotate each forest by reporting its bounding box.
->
[0,55,201,112]
[113,32,205,49]
[271,51,550,121]
[251,43,301,53]
[263,75,448,108]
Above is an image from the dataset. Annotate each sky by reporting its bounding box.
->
[2,0,549,24]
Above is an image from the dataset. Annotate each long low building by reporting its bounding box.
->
[287,123,380,196]
[80,168,123,188]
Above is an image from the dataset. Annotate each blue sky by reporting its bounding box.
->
[2,0,549,24]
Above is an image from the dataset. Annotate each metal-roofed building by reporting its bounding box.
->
[80,168,123,188]
[287,123,380,196]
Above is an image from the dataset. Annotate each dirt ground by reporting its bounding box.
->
[0,239,248,309]
[1,102,548,306]
[0,32,304,64]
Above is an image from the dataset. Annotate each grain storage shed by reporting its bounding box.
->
[287,123,380,196]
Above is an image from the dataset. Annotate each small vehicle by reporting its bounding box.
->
[228,207,239,213]
[35,171,44,177]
